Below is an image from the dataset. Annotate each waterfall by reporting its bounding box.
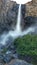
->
[15,4,21,32]
[0,4,35,45]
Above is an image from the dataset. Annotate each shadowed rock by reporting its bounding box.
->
[0,0,19,34]
[5,59,33,65]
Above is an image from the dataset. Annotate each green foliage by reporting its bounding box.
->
[14,35,37,55]
[14,35,37,64]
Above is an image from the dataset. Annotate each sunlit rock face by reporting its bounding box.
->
[32,0,37,5]
[25,0,37,17]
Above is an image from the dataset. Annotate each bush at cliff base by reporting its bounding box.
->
[14,35,37,64]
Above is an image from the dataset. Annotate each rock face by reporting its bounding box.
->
[0,0,37,64]
[0,0,19,64]
[21,0,37,30]
[32,0,37,5]
[0,35,18,63]
[6,4,19,31]
[0,0,17,16]
[0,0,19,34]
[25,0,37,17]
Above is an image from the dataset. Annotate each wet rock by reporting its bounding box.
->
[0,44,5,52]
[3,54,12,63]
[20,55,33,63]
[5,36,13,47]
[9,47,16,54]
[0,34,13,48]
[0,63,4,65]
[0,34,18,63]
[3,50,15,63]
[13,60,32,65]
[7,59,33,65]
[0,35,15,63]
[0,55,4,63]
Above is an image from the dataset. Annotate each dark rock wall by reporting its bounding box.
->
[6,4,19,30]
[0,0,19,34]
[21,5,26,30]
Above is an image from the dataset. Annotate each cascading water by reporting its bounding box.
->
[0,4,35,45]
[0,0,36,64]
[15,4,21,32]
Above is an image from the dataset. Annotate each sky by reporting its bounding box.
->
[11,0,32,4]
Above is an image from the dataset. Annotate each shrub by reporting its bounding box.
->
[14,35,37,64]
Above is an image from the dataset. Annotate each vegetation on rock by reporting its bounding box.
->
[14,35,37,65]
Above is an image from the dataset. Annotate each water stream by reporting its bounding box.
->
[0,4,35,45]
[0,3,36,65]
[15,4,21,32]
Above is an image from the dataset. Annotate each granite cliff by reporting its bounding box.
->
[25,0,37,17]
[0,0,37,65]
[21,0,37,30]
[0,0,18,33]
[0,0,37,33]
